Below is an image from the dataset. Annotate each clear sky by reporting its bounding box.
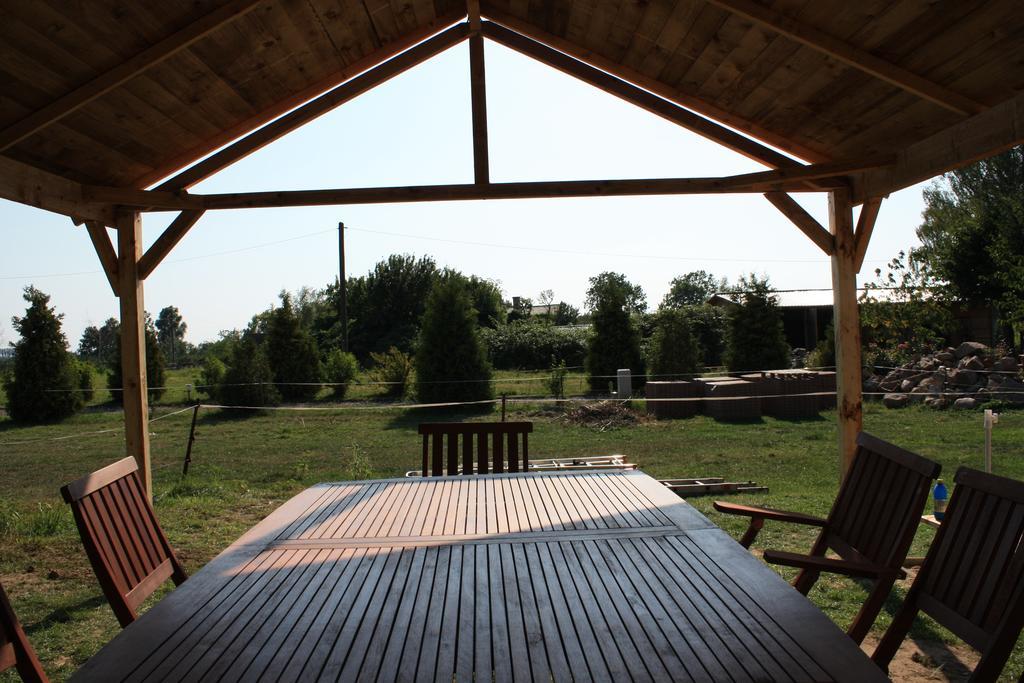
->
[0,38,931,347]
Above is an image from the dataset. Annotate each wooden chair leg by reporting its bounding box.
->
[739,517,764,548]
[871,596,919,671]
[847,578,895,645]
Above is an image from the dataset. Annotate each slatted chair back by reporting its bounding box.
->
[0,582,47,683]
[419,422,532,476]
[873,467,1024,682]
[60,457,187,628]
[825,432,942,569]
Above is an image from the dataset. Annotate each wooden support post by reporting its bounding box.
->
[829,188,862,479]
[116,210,152,499]
[468,1,489,184]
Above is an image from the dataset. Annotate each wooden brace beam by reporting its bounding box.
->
[482,21,807,173]
[158,22,470,192]
[764,191,835,255]
[0,155,113,224]
[705,0,984,116]
[481,7,828,163]
[137,210,205,279]
[132,9,466,189]
[0,0,262,152]
[853,198,882,273]
[84,221,119,296]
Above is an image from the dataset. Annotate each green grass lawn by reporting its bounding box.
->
[1,396,1022,681]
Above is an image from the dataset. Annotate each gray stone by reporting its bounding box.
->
[918,375,945,392]
[963,356,985,371]
[883,393,910,408]
[900,379,917,392]
[995,356,1019,373]
[994,378,1024,404]
[936,351,956,364]
[950,369,978,387]
[953,397,978,409]
[955,341,988,359]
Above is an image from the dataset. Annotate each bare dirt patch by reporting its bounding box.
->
[861,633,978,681]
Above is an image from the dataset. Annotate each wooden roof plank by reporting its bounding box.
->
[0,0,262,152]
[704,0,985,116]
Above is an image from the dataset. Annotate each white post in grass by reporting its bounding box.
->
[617,369,632,399]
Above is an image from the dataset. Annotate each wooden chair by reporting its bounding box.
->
[873,467,1024,682]
[60,457,187,628]
[714,431,941,643]
[0,582,47,683]
[419,422,532,476]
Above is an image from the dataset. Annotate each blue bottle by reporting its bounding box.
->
[933,479,948,521]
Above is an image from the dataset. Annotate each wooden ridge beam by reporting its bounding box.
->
[859,90,1024,200]
[764,191,835,255]
[0,0,262,152]
[84,221,119,296]
[480,7,828,163]
[85,158,888,211]
[468,1,489,184]
[705,0,984,116]
[132,9,466,189]
[158,22,471,192]
[482,21,806,173]
[853,198,882,273]
[137,210,205,279]
[0,155,113,223]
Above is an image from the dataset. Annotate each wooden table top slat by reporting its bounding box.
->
[73,470,887,682]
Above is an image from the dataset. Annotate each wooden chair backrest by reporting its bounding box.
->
[0,581,48,682]
[827,432,942,568]
[60,457,187,628]
[914,468,1024,670]
[419,422,533,476]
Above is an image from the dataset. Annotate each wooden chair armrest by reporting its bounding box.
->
[763,550,901,580]
[713,501,828,527]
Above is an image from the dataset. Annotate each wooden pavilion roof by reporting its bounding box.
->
[1,0,1023,219]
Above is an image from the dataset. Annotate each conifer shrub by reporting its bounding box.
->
[368,347,413,399]
[107,323,166,404]
[197,356,226,402]
[586,288,645,395]
[648,309,702,378]
[324,349,359,400]
[265,295,321,402]
[4,287,84,422]
[415,278,494,404]
[219,334,280,407]
[724,275,791,372]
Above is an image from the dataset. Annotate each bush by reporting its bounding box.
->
[107,322,166,404]
[4,287,84,422]
[368,347,413,399]
[265,295,321,402]
[73,359,95,403]
[197,356,226,401]
[724,276,790,372]
[806,321,836,369]
[324,349,359,400]
[219,335,280,407]
[546,359,568,399]
[681,305,728,367]
[415,278,494,403]
[586,287,645,394]
[647,309,702,378]
[480,320,588,370]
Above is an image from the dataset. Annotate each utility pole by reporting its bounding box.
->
[338,221,348,352]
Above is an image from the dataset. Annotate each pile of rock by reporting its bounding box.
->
[863,342,1024,409]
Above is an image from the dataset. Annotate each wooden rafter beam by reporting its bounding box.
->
[482,21,809,174]
[83,157,888,211]
[158,22,470,192]
[133,9,466,189]
[480,7,828,163]
[137,210,205,279]
[859,90,1024,200]
[468,1,489,184]
[84,221,119,296]
[705,0,984,116]
[853,198,882,273]
[0,155,113,223]
[764,191,835,255]
[0,0,262,152]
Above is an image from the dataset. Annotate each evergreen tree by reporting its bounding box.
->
[107,318,167,404]
[648,309,702,378]
[586,287,645,394]
[415,278,493,403]
[723,275,790,372]
[220,333,280,407]
[4,287,84,422]
[265,294,321,402]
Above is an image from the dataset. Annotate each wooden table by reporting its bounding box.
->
[73,471,887,682]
